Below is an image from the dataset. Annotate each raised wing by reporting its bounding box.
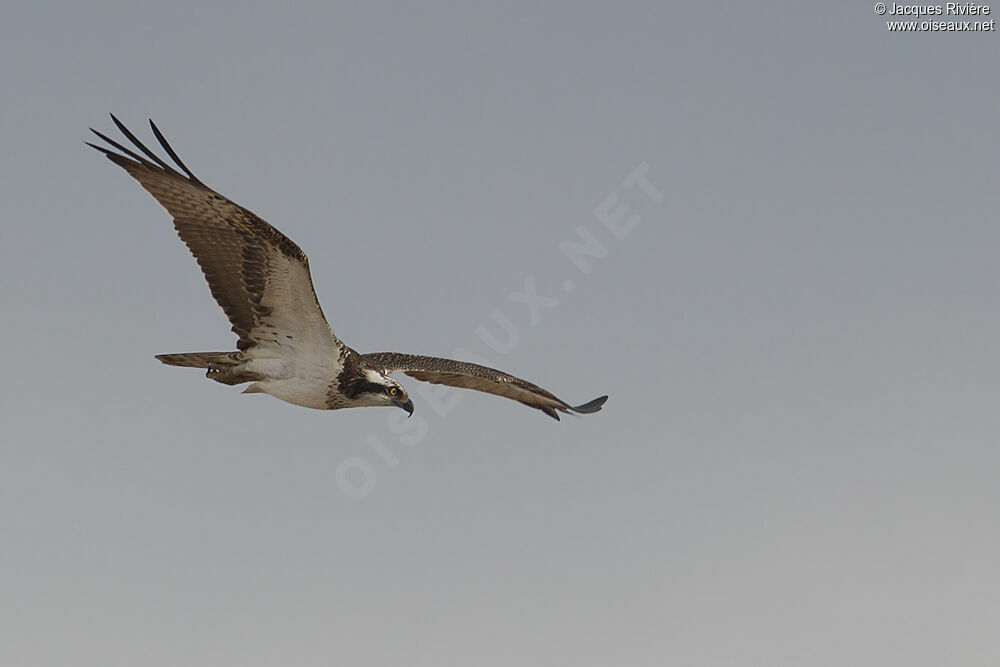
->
[88,115,344,356]
[361,352,607,420]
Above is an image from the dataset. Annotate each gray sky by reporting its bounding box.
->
[2,2,998,665]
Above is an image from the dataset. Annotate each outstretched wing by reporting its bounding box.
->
[360,352,607,420]
[88,115,344,357]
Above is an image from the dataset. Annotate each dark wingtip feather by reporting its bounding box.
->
[85,140,113,156]
[88,127,151,166]
[148,118,201,183]
[571,395,608,414]
[89,114,204,186]
[110,114,173,171]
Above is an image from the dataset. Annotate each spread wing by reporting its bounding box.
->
[360,352,607,420]
[88,115,345,357]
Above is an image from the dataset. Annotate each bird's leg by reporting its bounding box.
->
[206,362,263,386]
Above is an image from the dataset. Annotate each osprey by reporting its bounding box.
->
[88,116,608,420]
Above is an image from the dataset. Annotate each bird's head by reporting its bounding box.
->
[352,369,414,416]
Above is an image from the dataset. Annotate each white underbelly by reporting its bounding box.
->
[243,352,338,410]
[253,377,332,410]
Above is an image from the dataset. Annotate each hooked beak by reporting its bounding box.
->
[394,397,414,418]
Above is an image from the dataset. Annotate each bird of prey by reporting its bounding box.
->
[88,116,608,420]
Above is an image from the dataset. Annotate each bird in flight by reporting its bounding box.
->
[88,116,608,420]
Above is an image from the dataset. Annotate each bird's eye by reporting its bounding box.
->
[388,387,398,396]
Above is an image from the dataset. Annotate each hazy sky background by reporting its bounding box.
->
[2,3,998,665]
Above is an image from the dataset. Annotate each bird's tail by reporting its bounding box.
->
[155,352,241,368]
